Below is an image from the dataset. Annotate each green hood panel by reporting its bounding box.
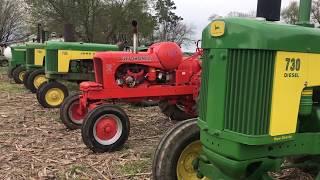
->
[26,43,45,49]
[46,41,119,51]
[202,17,320,53]
[11,44,27,50]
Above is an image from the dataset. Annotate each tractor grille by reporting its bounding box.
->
[224,49,275,135]
[45,50,58,72]
[93,58,103,85]
[26,49,35,64]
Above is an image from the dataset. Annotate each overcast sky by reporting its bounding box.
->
[172,0,296,50]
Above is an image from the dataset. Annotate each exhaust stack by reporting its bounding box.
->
[297,0,314,27]
[132,20,138,54]
[256,0,282,21]
[37,23,42,43]
[64,23,76,42]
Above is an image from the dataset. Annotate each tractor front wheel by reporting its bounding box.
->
[27,69,47,93]
[159,100,197,121]
[12,66,26,84]
[152,118,203,180]
[23,70,33,89]
[37,81,68,108]
[60,93,86,130]
[81,105,130,153]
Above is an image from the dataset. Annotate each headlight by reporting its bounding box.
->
[3,47,12,60]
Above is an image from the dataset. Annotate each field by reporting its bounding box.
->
[0,67,174,179]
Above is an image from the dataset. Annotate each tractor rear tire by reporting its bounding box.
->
[23,70,33,90]
[152,118,201,180]
[60,93,86,130]
[159,100,197,121]
[37,81,69,108]
[12,66,26,84]
[81,105,130,153]
[27,69,46,93]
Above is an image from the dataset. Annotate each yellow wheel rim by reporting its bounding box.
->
[33,75,47,89]
[177,140,207,180]
[19,71,25,81]
[45,88,65,106]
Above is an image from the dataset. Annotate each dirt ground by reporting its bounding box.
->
[0,67,316,180]
[0,67,174,179]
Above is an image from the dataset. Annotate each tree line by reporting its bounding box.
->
[281,0,320,25]
[3,0,318,46]
[0,0,194,46]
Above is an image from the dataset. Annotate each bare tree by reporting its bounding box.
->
[281,1,299,24]
[165,22,195,46]
[312,0,320,24]
[153,0,194,46]
[0,0,29,43]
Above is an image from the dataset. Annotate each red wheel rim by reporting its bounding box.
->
[69,102,85,124]
[93,115,123,145]
[95,117,118,140]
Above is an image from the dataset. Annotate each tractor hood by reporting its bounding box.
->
[202,17,320,53]
[26,43,45,49]
[45,41,120,51]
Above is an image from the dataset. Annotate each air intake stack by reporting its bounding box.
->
[297,0,314,27]
[132,20,138,54]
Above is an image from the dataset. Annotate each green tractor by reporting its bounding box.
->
[36,41,119,108]
[8,45,27,83]
[23,43,46,93]
[153,0,320,179]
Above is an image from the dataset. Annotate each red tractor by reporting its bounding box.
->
[60,23,202,152]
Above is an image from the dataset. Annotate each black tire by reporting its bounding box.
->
[36,82,48,102]
[81,105,130,153]
[12,66,26,84]
[152,119,200,180]
[0,59,8,67]
[37,81,69,108]
[27,69,46,93]
[23,70,33,89]
[60,93,85,130]
[159,100,197,121]
[8,67,15,79]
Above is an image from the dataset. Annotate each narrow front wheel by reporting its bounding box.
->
[28,69,47,93]
[81,105,130,153]
[60,93,86,130]
[12,66,26,84]
[37,81,68,108]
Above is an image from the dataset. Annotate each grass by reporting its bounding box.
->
[56,165,90,179]
[118,159,150,175]
[0,67,27,93]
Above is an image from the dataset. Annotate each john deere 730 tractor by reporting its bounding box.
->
[36,41,119,108]
[23,43,46,93]
[8,45,27,83]
[153,0,320,179]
